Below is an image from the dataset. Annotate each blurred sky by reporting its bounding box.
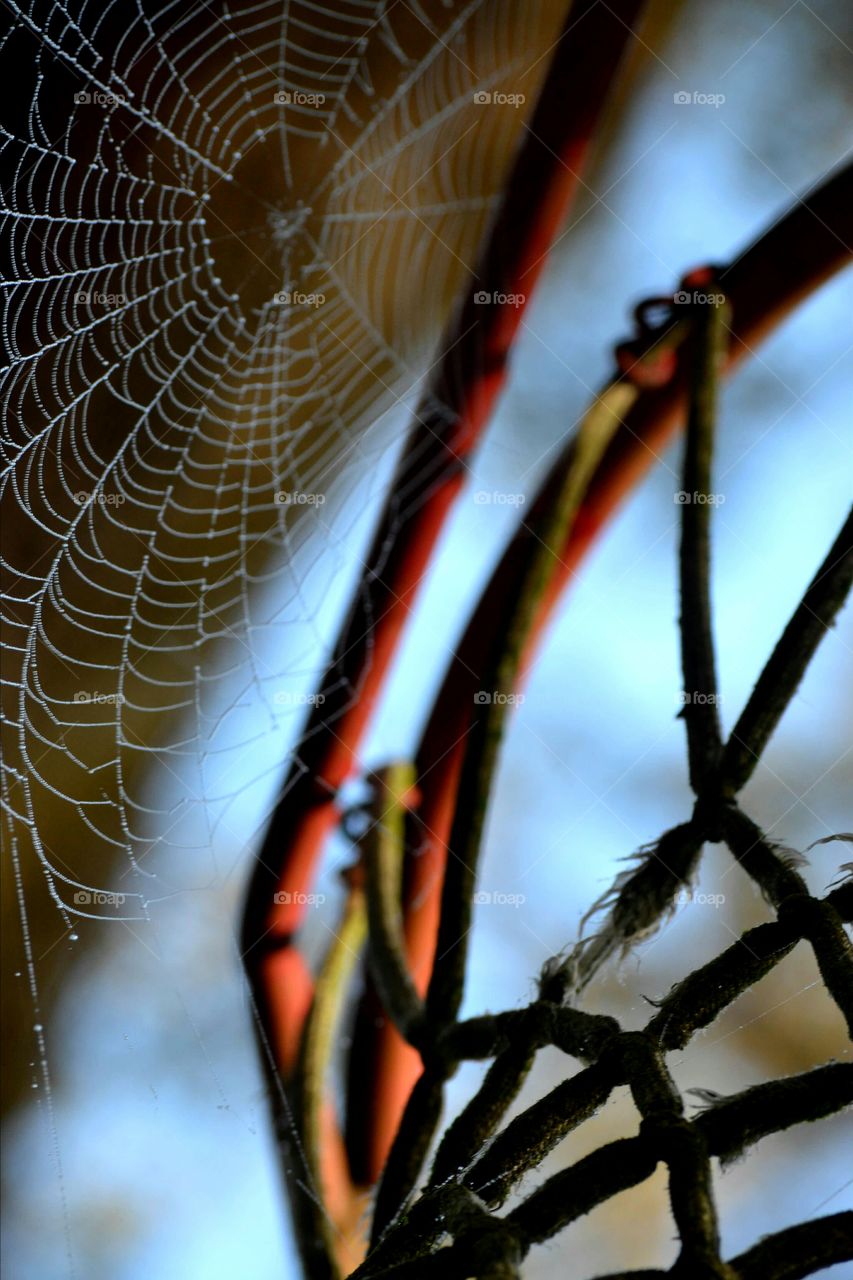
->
[4,1,852,1276]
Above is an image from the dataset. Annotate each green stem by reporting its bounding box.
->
[363,762,425,1044]
[427,382,637,1026]
[292,886,367,1279]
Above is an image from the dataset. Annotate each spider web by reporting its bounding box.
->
[1,0,563,965]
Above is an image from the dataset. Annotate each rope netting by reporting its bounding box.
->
[335,294,853,1278]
